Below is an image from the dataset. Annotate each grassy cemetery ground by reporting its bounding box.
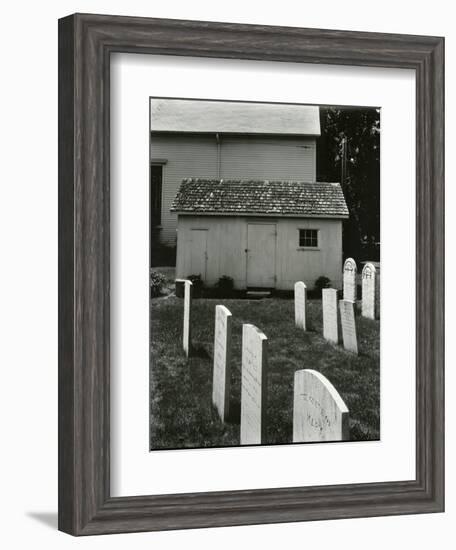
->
[150,294,380,450]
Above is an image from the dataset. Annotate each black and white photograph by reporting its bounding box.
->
[149,97,380,450]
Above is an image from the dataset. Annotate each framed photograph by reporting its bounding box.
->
[58,13,444,535]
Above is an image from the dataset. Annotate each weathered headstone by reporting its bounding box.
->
[293,369,349,442]
[294,281,307,330]
[175,278,186,298]
[364,261,381,319]
[240,324,268,445]
[343,258,357,302]
[375,265,380,319]
[362,263,377,320]
[322,288,339,344]
[339,299,358,354]
[212,305,232,422]
[183,280,193,357]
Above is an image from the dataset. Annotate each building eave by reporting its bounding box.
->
[150,130,321,138]
[173,211,349,220]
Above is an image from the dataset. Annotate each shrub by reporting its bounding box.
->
[186,274,204,297]
[314,276,331,294]
[150,270,167,297]
[215,275,234,298]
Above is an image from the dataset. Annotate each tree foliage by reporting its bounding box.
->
[317,107,380,261]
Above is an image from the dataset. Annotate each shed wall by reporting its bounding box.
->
[175,215,343,290]
[150,133,317,244]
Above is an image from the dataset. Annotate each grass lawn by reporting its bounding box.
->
[150,296,380,450]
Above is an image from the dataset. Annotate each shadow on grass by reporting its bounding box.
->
[227,399,241,424]
[189,344,210,359]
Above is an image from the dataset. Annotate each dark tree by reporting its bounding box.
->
[317,106,380,261]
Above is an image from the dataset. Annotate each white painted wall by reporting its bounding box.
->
[276,217,343,289]
[219,136,316,181]
[176,214,343,289]
[150,134,218,243]
[151,133,317,244]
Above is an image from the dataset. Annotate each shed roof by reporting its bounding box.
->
[171,179,349,218]
[150,99,320,136]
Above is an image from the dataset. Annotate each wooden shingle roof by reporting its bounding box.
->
[171,179,349,218]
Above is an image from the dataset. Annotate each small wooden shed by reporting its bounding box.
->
[171,178,349,290]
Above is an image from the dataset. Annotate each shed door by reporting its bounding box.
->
[246,224,277,288]
[190,229,208,280]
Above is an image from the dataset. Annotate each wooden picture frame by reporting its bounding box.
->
[58,13,444,535]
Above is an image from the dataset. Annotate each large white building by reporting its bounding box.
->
[150,98,349,290]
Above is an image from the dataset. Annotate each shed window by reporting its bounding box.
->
[299,229,318,248]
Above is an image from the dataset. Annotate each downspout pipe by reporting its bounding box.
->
[215,133,221,178]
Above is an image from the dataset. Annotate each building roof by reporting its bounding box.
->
[171,179,349,218]
[150,99,320,136]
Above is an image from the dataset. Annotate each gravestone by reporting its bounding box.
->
[240,324,268,445]
[343,258,357,302]
[375,265,380,319]
[294,281,307,330]
[175,278,186,298]
[183,280,193,357]
[362,263,377,320]
[322,288,339,344]
[293,369,349,442]
[364,261,381,319]
[339,299,358,354]
[212,305,232,422]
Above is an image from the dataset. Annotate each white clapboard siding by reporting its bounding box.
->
[151,134,218,244]
[220,136,316,181]
[150,134,317,244]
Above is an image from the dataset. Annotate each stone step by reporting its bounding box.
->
[246,290,271,299]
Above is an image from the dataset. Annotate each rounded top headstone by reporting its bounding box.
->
[343,258,357,273]
[362,262,376,279]
[293,369,349,442]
